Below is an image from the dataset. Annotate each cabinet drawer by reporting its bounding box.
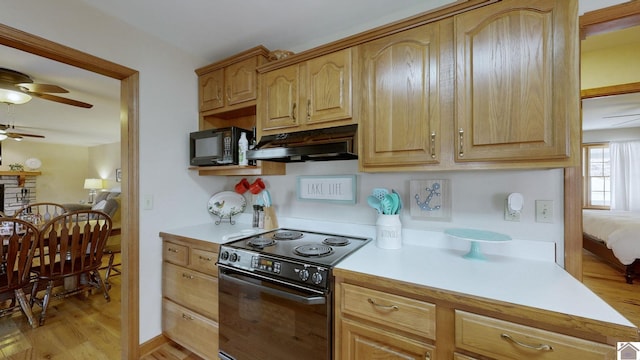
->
[163,299,218,360]
[191,248,218,276]
[163,262,218,320]
[341,283,436,340]
[340,318,434,360]
[163,241,188,266]
[455,311,615,360]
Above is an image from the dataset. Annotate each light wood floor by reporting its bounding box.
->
[1,251,638,359]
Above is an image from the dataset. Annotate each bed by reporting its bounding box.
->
[582,209,640,284]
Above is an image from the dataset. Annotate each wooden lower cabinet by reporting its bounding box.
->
[162,298,219,359]
[455,311,615,360]
[341,318,435,360]
[160,234,220,360]
[334,271,633,360]
[336,282,436,359]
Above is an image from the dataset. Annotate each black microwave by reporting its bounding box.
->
[190,127,252,166]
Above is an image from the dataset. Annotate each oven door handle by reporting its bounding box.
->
[219,271,327,305]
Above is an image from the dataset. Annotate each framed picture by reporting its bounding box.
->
[410,179,452,221]
[116,168,122,182]
[297,175,357,204]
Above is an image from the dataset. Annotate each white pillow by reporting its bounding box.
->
[91,199,107,211]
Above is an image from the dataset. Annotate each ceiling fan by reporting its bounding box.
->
[0,68,93,108]
[0,123,45,141]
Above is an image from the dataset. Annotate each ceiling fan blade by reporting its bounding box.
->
[603,113,640,119]
[28,92,93,108]
[18,83,69,93]
[7,131,45,138]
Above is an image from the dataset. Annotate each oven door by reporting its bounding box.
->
[218,265,331,360]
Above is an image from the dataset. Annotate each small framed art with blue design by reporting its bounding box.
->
[410,179,451,221]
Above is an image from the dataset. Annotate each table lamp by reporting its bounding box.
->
[84,178,103,204]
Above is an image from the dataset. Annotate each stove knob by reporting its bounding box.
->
[298,269,310,282]
[311,272,323,285]
[229,253,238,262]
[220,251,229,261]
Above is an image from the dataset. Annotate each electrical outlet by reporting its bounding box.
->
[504,200,521,222]
[535,200,553,223]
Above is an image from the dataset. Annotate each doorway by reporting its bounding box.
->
[0,23,141,359]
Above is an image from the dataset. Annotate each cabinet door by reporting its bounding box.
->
[260,64,300,131]
[359,23,441,168]
[306,48,352,125]
[199,68,224,112]
[225,56,259,106]
[163,299,218,360]
[341,318,435,360]
[163,262,218,320]
[454,0,573,162]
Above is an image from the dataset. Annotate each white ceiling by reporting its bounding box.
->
[0,0,637,146]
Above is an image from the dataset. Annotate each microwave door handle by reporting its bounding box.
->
[219,271,326,305]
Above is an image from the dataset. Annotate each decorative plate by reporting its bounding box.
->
[207,191,246,218]
[25,158,42,170]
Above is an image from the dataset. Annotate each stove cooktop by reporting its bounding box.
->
[221,228,371,267]
[218,228,371,291]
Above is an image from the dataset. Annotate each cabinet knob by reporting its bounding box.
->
[199,255,212,261]
[182,273,195,279]
[167,248,179,253]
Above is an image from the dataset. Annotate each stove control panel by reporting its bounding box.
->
[218,246,330,289]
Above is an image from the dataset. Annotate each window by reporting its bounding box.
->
[583,143,610,209]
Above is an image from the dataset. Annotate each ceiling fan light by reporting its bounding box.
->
[0,87,32,105]
[0,134,7,141]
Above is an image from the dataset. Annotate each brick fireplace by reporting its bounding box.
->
[0,174,37,215]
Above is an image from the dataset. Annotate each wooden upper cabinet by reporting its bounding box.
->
[306,49,352,125]
[225,56,260,106]
[258,48,354,136]
[358,23,441,170]
[260,63,300,131]
[196,46,269,115]
[454,0,577,163]
[199,68,224,111]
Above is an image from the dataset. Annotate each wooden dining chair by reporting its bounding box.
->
[30,210,112,325]
[0,218,40,328]
[13,202,68,228]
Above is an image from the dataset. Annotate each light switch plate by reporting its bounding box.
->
[535,200,553,223]
[143,194,153,210]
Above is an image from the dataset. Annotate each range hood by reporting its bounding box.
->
[247,124,358,162]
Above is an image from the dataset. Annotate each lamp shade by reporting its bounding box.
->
[83,178,103,190]
[0,86,32,105]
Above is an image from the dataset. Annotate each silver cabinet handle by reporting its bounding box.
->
[226,85,231,102]
[182,273,194,279]
[367,298,399,311]
[167,247,179,253]
[430,131,436,159]
[182,313,194,320]
[307,99,311,120]
[458,128,464,158]
[424,351,431,360]
[199,255,212,261]
[500,333,553,352]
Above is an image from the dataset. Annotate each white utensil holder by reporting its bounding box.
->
[376,214,402,249]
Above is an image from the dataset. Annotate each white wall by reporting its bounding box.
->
[0,0,606,344]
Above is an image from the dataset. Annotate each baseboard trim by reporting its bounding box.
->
[139,334,169,357]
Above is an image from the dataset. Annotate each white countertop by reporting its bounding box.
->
[160,216,635,329]
[336,241,635,328]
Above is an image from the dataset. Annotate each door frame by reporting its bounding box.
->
[565,1,640,280]
[0,24,140,359]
